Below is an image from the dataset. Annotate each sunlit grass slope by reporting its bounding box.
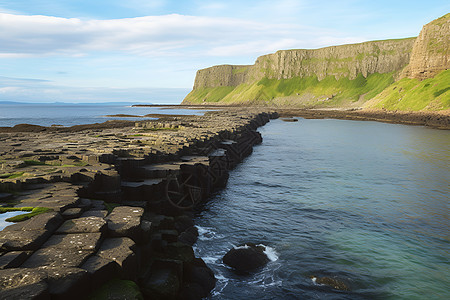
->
[184,72,395,107]
[365,69,450,111]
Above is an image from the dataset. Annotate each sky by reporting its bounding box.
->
[0,1,449,103]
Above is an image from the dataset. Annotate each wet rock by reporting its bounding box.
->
[0,251,32,269]
[181,258,216,299]
[162,242,195,263]
[311,275,350,291]
[0,268,49,300]
[280,117,298,122]
[106,206,144,242]
[178,226,198,246]
[174,215,195,233]
[56,216,107,234]
[223,243,269,273]
[141,266,180,298]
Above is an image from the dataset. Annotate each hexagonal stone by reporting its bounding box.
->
[56,216,107,234]
[0,230,51,251]
[106,206,144,242]
[21,248,92,268]
[0,268,49,300]
[61,207,83,219]
[0,251,32,269]
[96,237,137,280]
[42,233,103,251]
[81,256,119,288]
[41,267,91,300]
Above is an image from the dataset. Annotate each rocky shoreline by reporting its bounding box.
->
[130,105,450,130]
[0,108,278,299]
[276,108,450,130]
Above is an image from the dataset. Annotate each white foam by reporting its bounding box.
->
[195,225,220,240]
[259,244,279,262]
[234,244,250,250]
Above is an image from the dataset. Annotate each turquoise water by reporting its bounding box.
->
[0,103,207,127]
[0,211,27,230]
[194,119,450,299]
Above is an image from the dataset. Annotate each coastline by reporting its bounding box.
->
[135,105,450,130]
[0,108,278,299]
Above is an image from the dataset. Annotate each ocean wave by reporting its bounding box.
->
[196,225,223,240]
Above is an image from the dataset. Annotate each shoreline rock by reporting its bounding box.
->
[223,243,270,273]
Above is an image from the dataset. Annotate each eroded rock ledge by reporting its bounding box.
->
[0,108,278,299]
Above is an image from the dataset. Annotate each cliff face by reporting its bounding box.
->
[192,38,414,90]
[184,14,449,110]
[401,13,450,80]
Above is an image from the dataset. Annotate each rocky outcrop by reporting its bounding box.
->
[401,13,450,80]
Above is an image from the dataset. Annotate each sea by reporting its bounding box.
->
[1,104,449,299]
[0,102,207,127]
[193,118,450,299]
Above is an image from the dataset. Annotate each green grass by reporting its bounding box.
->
[184,72,396,107]
[0,171,25,179]
[367,69,450,111]
[89,278,143,300]
[0,207,52,222]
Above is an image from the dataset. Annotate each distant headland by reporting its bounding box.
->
[182,13,449,113]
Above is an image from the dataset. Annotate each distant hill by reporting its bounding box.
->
[183,13,449,112]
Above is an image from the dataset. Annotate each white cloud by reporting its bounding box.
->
[0,12,359,58]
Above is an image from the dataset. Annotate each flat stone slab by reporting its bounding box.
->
[21,248,92,268]
[0,251,32,269]
[56,216,107,234]
[0,268,49,300]
[43,232,103,251]
[106,206,144,242]
[81,209,108,218]
[0,230,51,251]
[2,212,63,232]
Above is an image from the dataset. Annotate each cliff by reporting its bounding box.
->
[365,13,450,111]
[183,14,449,111]
[401,13,450,80]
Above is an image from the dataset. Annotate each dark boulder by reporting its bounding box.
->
[223,243,269,273]
[180,258,216,299]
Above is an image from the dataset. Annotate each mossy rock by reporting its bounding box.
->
[89,278,143,300]
[0,207,53,222]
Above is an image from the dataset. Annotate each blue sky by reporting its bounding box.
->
[0,1,449,103]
